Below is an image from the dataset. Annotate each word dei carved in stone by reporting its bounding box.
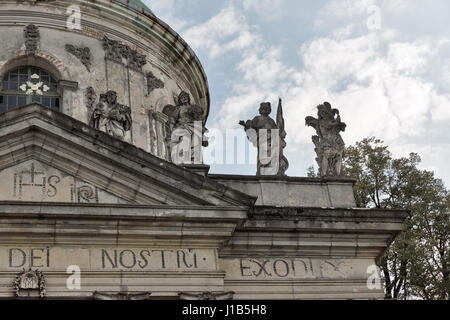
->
[65,44,92,72]
[240,99,289,176]
[24,24,40,54]
[305,102,346,177]
[102,36,147,72]
[163,91,208,165]
[86,88,132,140]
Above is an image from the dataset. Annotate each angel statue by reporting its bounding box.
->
[239,99,289,176]
[162,91,208,165]
[305,102,346,177]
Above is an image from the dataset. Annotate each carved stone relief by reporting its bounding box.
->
[86,87,132,140]
[240,99,289,176]
[179,291,234,301]
[101,36,147,72]
[24,24,39,54]
[13,268,46,298]
[163,91,208,164]
[146,71,164,95]
[93,291,152,300]
[305,102,346,177]
[65,44,92,72]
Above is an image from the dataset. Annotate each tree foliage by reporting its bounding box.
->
[340,137,449,300]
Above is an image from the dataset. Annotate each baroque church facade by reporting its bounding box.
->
[0,0,406,300]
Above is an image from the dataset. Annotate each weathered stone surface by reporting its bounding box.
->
[0,160,125,203]
[0,0,210,160]
[163,91,208,164]
[2,246,218,272]
[240,100,289,176]
[0,1,408,300]
[209,175,357,208]
[306,102,347,177]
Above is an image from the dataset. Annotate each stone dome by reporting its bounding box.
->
[0,0,210,163]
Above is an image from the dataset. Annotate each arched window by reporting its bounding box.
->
[0,66,60,113]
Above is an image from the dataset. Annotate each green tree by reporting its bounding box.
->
[340,137,449,300]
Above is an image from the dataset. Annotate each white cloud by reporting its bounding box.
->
[242,0,284,19]
[147,0,450,184]
[182,6,260,58]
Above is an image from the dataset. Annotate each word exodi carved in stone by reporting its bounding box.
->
[65,44,92,72]
[24,24,39,54]
[102,36,147,72]
[145,71,164,95]
[240,99,289,176]
[306,102,346,177]
[87,88,132,140]
[163,91,208,165]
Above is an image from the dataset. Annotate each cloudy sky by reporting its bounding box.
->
[146,0,450,186]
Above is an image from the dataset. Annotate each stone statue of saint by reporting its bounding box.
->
[305,102,346,177]
[162,91,208,164]
[240,99,289,176]
[88,90,132,140]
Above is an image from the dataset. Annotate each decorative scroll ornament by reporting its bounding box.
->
[145,71,164,95]
[13,268,46,298]
[239,99,289,176]
[65,44,92,72]
[305,102,346,177]
[19,73,50,95]
[77,185,98,203]
[101,36,147,72]
[179,291,234,301]
[93,291,152,300]
[24,24,40,54]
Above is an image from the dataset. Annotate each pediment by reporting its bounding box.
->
[0,104,256,207]
[0,159,128,204]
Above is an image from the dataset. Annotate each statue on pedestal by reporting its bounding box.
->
[305,102,346,177]
[163,91,208,164]
[240,99,289,176]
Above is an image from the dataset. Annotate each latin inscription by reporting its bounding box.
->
[1,247,216,272]
[100,249,200,270]
[221,258,365,280]
[0,160,122,203]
